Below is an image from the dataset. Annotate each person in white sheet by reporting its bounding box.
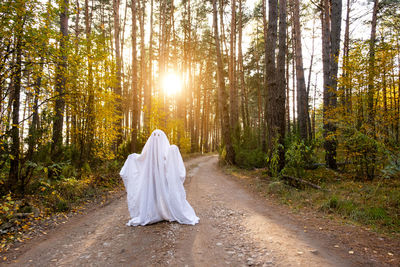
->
[120,129,199,226]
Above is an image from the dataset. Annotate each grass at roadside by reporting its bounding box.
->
[223,165,400,236]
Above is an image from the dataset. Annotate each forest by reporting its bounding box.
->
[0,0,400,243]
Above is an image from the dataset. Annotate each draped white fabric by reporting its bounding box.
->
[120,129,199,226]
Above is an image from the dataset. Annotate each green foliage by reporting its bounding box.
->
[283,137,316,178]
[235,148,266,169]
[381,153,400,179]
[233,128,267,169]
[266,143,282,177]
[342,127,386,180]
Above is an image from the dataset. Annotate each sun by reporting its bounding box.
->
[162,73,182,96]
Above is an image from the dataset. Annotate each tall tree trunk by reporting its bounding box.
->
[229,0,238,132]
[286,21,291,134]
[113,0,123,148]
[51,0,69,174]
[276,0,287,170]
[148,0,154,130]
[131,0,138,152]
[85,0,94,162]
[238,0,249,128]
[140,0,150,135]
[121,0,128,140]
[219,0,228,57]
[71,0,80,146]
[342,0,351,114]
[7,23,23,192]
[321,0,341,170]
[306,16,316,138]
[264,0,278,153]
[367,0,378,129]
[293,0,308,141]
[212,0,235,164]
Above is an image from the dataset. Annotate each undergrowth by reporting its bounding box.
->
[0,162,123,252]
[224,165,400,236]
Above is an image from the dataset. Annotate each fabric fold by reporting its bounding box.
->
[120,129,199,226]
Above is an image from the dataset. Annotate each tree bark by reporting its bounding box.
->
[140,0,150,135]
[148,0,154,130]
[264,0,278,153]
[367,0,378,128]
[293,0,308,141]
[113,0,123,148]
[276,0,287,170]
[212,0,235,164]
[321,0,341,170]
[7,24,23,192]
[85,0,94,161]
[342,0,351,114]
[51,0,69,173]
[131,0,138,152]
[229,0,238,131]
[238,0,249,128]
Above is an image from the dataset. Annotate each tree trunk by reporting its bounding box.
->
[321,0,341,170]
[113,0,123,148]
[85,0,94,162]
[286,21,291,134]
[293,0,308,141]
[306,16,316,138]
[264,0,278,153]
[276,0,287,170]
[367,0,378,129]
[131,0,138,152]
[148,0,154,130]
[7,28,23,192]
[51,0,69,173]
[229,0,238,132]
[342,0,351,114]
[238,0,249,128]
[140,0,150,135]
[212,0,235,164]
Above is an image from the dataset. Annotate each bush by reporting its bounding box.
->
[342,127,386,180]
[283,137,316,178]
[235,148,266,169]
[232,128,267,169]
[381,153,400,179]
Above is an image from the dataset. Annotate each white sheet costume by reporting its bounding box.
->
[120,129,199,226]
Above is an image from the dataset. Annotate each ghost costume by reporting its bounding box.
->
[120,129,199,226]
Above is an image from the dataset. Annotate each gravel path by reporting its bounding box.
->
[4,155,381,266]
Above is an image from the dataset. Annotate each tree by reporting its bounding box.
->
[292,0,308,141]
[131,0,138,152]
[276,0,287,170]
[51,0,69,174]
[7,0,24,191]
[113,0,123,148]
[229,0,239,132]
[321,0,342,169]
[212,0,235,164]
[85,0,94,161]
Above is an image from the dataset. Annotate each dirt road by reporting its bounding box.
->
[4,155,392,266]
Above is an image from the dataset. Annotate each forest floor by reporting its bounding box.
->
[1,155,399,266]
